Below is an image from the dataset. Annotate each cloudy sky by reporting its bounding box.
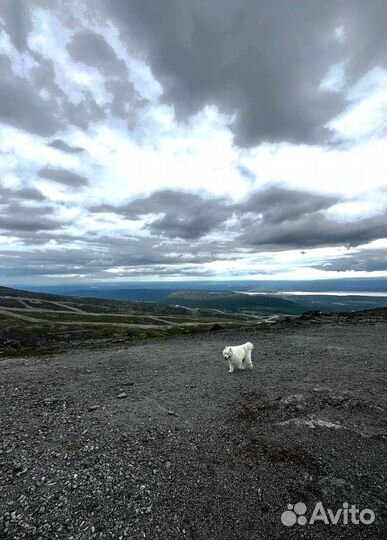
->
[0,0,386,285]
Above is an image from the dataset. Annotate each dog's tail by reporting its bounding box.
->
[245,342,254,351]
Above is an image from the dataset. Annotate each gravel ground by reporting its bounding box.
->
[0,315,386,540]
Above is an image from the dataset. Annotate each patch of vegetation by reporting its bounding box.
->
[0,305,248,358]
[0,286,203,316]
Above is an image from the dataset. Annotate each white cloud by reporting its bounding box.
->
[320,61,347,94]
[241,137,386,199]
[334,25,345,43]
[1,174,21,190]
[0,28,38,79]
[28,7,113,108]
[325,196,387,221]
[327,67,387,141]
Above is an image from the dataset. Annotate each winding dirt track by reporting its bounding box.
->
[0,307,244,330]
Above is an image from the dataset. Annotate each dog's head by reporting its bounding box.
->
[223,346,232,360]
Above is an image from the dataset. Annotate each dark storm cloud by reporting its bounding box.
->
[93,187,339,241]
[106,0,386,145]
[0,235,228,281]
[0,51,105,136]
[2,203,384,280]
[30,51,107,130]
[39,167,88,187]
[0,55,63,136]
[0,186,45,202]
[91,187,387,250]
[0,18,132,136]
[315,249,387,273]
[66,29,140,121]
[93,190,231,239]
[9,232,228,274]
[239,187,338,224]
[67,30,127,76]
[149,212,221,239]
[1,0,31,52]
[1,1,384,144]
[240,212,387,249]
[238,190,385,249]
[48,140,85,154]
[13,187,46,201]
[0,216,58,232]
[30,52,107,130]
[0,202,59,232]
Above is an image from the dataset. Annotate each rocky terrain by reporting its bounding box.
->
[0,310,386,539]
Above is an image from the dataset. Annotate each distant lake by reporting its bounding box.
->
[236,291,387,297]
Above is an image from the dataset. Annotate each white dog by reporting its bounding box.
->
[222,342,254,373]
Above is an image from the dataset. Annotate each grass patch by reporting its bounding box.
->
[0,314,247,358]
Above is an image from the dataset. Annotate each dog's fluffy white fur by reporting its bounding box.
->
[222,342,254,373]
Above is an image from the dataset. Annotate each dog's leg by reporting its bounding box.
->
[228,361,234,373]
[245,352,253,369]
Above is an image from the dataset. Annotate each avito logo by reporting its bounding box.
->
[281,501,375,526]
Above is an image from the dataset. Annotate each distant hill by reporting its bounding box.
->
[18,277,387,298]
[0,286,257,357]
[1,285,386,357]
[0,286,182,313]
[160,290,387,314]
[72,288,174,301]
[161,291,306,315]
